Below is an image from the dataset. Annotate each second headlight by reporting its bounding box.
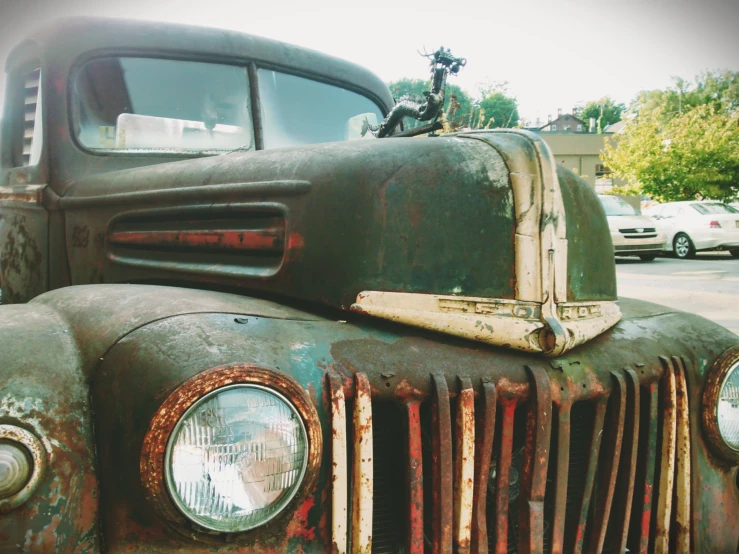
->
[165,384,308,532]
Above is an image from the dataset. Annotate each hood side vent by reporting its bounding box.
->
[107,207,286,279]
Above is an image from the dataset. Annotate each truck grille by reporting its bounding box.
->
[329,355,692,553]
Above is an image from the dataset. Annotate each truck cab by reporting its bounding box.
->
[1,17,738,554]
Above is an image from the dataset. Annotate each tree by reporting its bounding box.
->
[387,78,475,131]
[576,96,626,132]
[477,91,519,128]
[602,105,739,202]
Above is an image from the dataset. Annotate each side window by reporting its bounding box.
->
[72,58,254,154]
[11,67,43,167]
[551,124,557,131]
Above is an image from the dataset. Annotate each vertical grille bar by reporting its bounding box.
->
[431,375,453,554]
[672,357,692,553]
[655,356,677,554]
[571,399,607,554]
[550,398,571,554]
[329,373,348,554]
[352,373,373,553]
[471,382,496,554]
[494,398,517,554]
[635,383,659,554]
[612,369,641,552]
[454,378,475,553]
[405,400,425,554]
[518,365,552,554]
[588,372,626,553]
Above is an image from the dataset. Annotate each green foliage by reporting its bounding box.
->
[602,105,739,201]
[386,77,519,132]
[576,96,625,132]
[478,92,519,128]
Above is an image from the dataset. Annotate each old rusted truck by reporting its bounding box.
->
[1,17,738,554]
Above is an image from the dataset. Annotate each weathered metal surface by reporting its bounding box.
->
[518,365,551,554]
[655,356,677,554]
[0,206,48,303]
[430,374,453,554]
[0,304,99,552]
[636,383,659,554]
[351,372,373,554]
[672,357,692,553]
[0,284,737,551]
[611,368,640,553]
[494,398,517,554]
[588,371,626,553]
[108,227,285,253]
[453,378,475,553]
[471,381,496,554]
[549,397,571,554]
[329,372,348,554]
[404,400,424,554]
[572,399,607,554]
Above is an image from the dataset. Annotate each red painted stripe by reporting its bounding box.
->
[109,227,284,251]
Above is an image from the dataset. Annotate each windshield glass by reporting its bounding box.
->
[257,69,384,149]
[72,57,254,154]
[691,203,739,215]
[599,195,637,216]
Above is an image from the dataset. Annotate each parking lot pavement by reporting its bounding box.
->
[616,252,739,336]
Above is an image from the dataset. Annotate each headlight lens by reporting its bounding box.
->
[165,384,308,532]
[717,361,739,451]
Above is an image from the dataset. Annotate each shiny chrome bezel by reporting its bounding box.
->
[164,383,309,532]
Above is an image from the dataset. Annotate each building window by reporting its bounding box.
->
[564,125,570,131]
[595,164,612,177]
[551,124,557,131]
[577,124,582,132]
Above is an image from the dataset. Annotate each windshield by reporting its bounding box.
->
[599,195,637,216]
[257,69,384,149]
[73,57,254,154]
[691,202,739,215]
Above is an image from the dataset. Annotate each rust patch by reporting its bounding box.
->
[71,225,90,248]
[0,214,43,303]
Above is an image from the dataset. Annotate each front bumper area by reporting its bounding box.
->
[611,231,666,256]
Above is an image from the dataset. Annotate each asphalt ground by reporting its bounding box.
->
[616,252,739,336]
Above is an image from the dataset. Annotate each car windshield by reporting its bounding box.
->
[691,203,739,215]
[72,58,385,154]
[599,195,637,216]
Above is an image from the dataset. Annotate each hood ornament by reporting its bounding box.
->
[363,47,466,138]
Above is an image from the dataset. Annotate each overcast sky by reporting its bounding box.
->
[0,0,738,122]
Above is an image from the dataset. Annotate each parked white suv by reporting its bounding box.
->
[645,201,739,259]
[598,195,666,261]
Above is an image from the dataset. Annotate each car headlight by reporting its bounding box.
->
[702,346,739,463]
[166,384,308,532]
[141,365,321,536]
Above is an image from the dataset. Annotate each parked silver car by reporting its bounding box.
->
[598,195,666,261]
[646,201,739,259]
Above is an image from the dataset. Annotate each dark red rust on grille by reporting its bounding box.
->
[637,383,659,554]
[139,364,322,536]
[550,395,571,554]
[588,371,626,554]
[108,227,285,252]
[611,368,641,553]
[404,399,425,554]
[494,398,517,554]
[572,398,607,554]
[471,381,496,554]
[431,374,453,554]
[518,365,552,554]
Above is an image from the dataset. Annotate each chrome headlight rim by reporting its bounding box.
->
[163,383,309,533]
[702,345,739,464]
[141,364,322,537]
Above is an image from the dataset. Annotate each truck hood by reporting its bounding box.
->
[61,130,619,355]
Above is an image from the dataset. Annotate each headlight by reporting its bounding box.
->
[166,384,308,532]
[702,346,739,463]
[141,365,322,537]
